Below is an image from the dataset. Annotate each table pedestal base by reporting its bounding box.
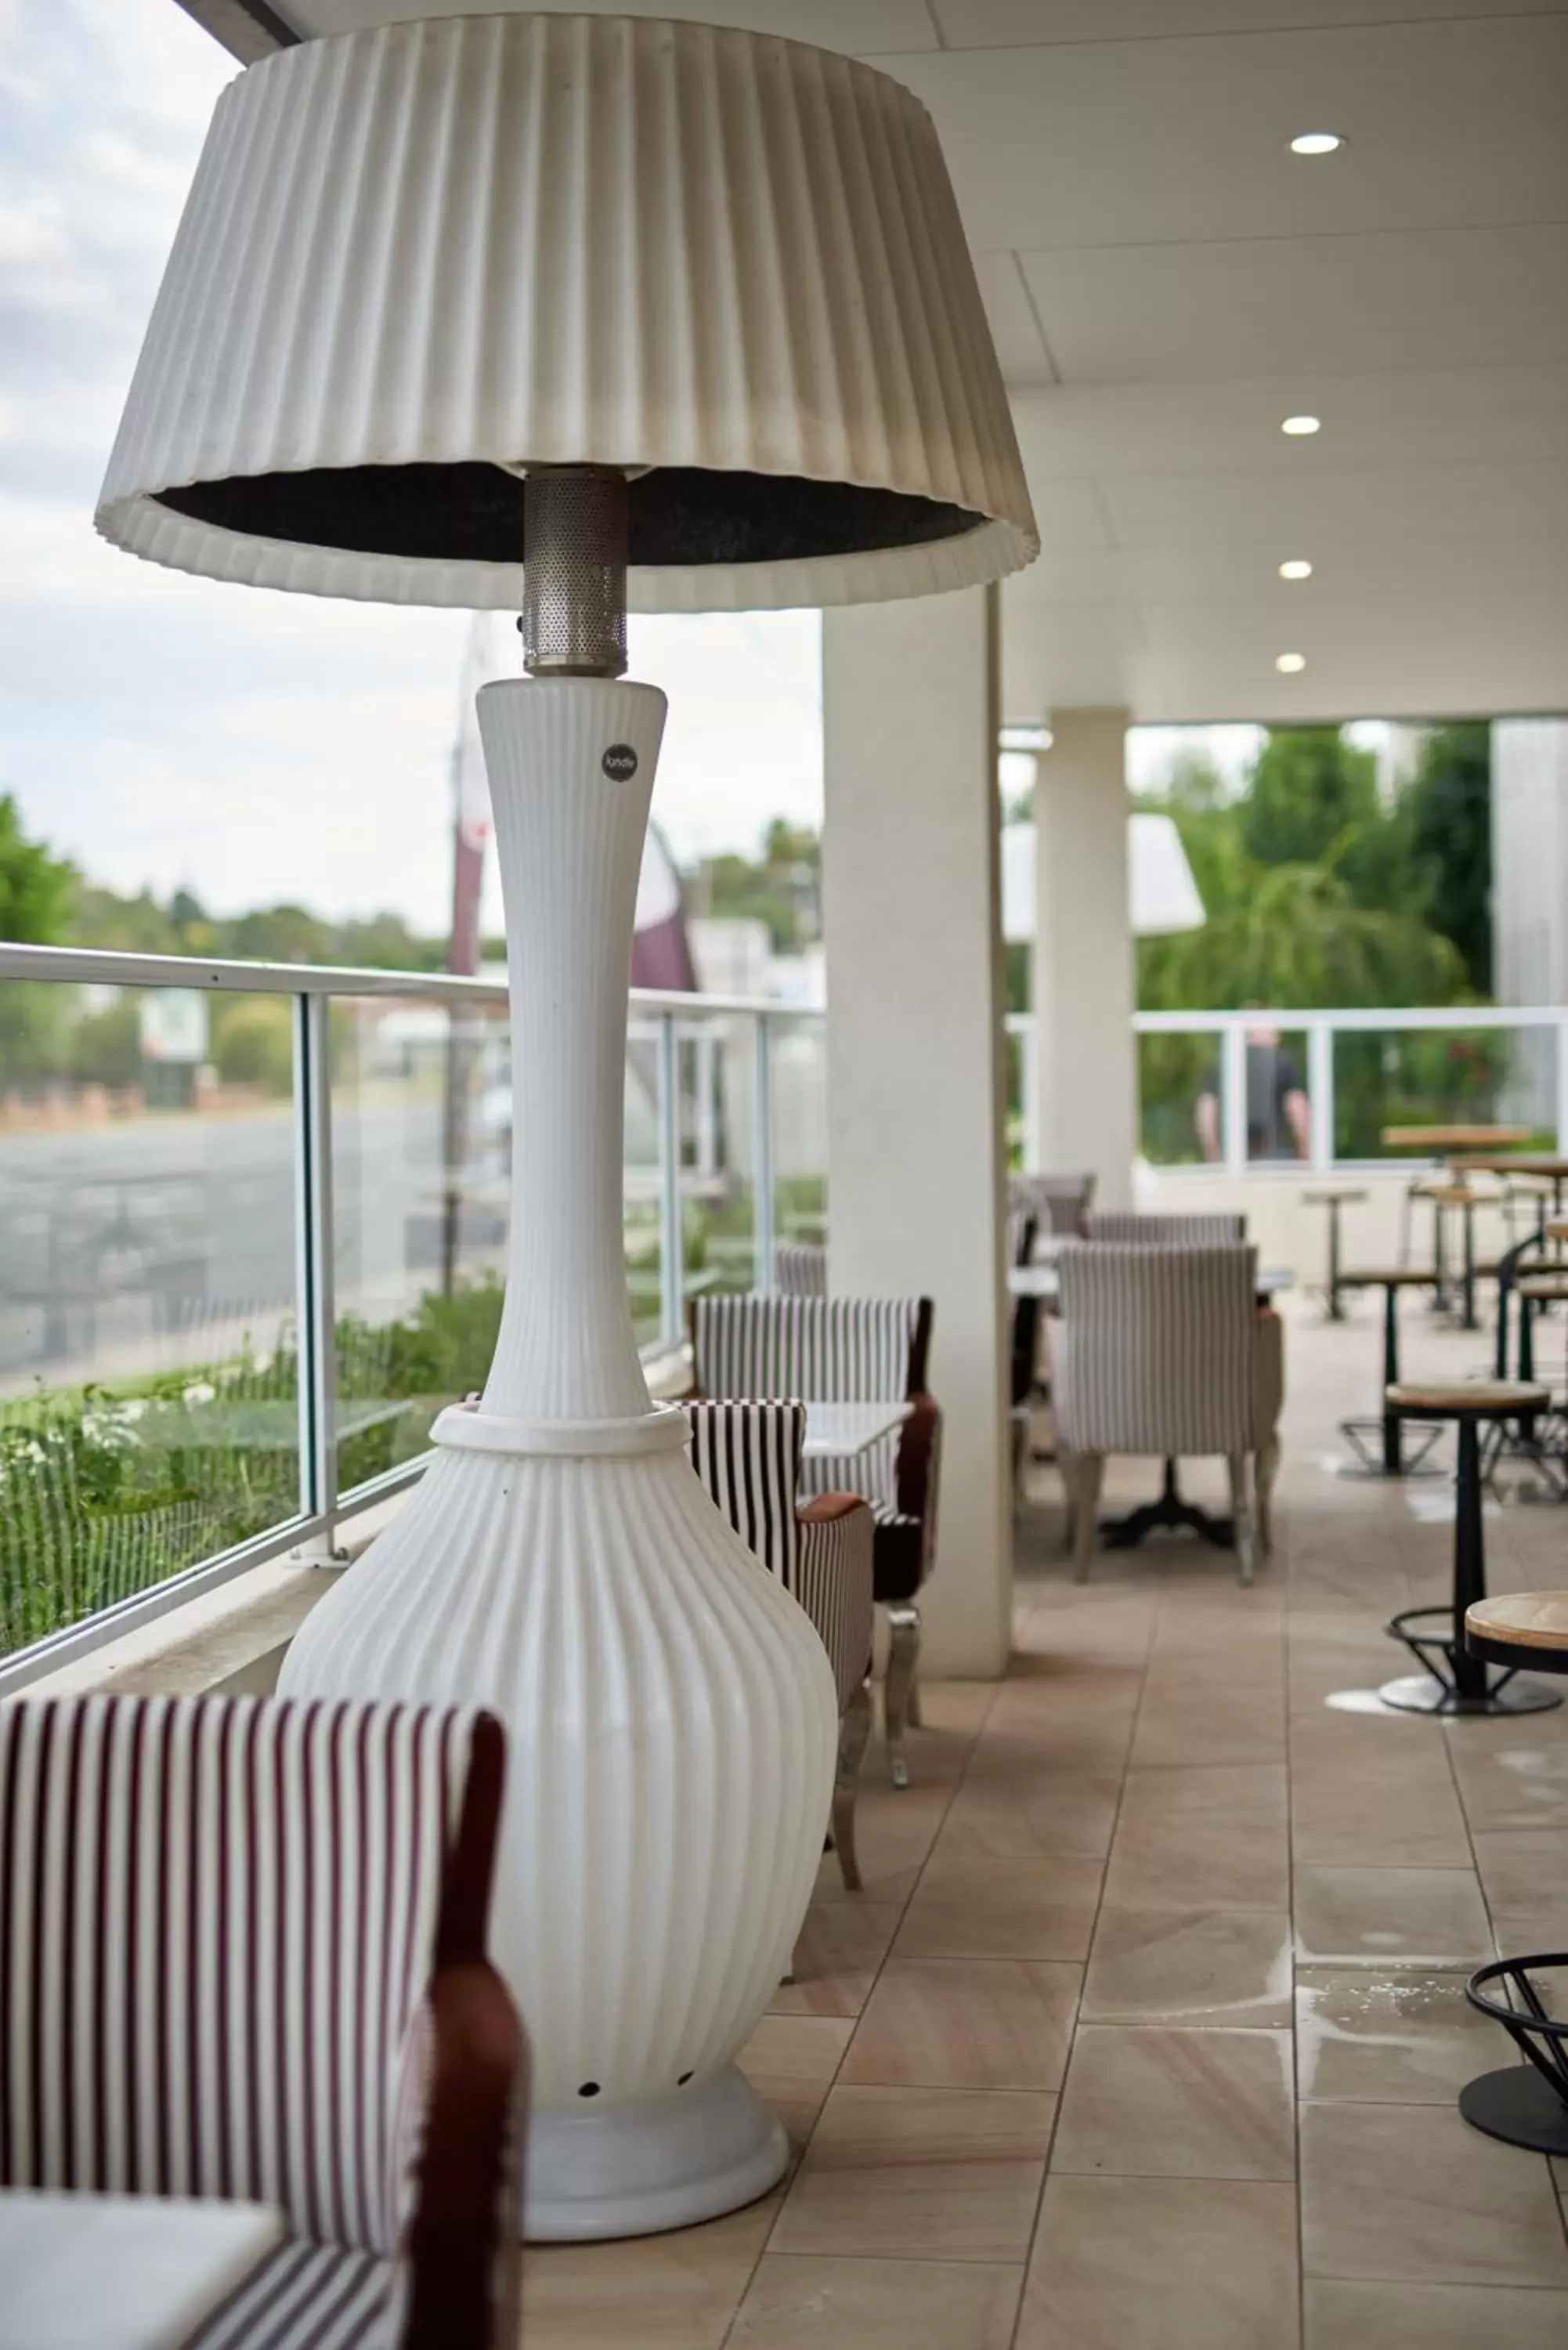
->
[1100,1459,1233,1551]
[1459,2067,1568,2157]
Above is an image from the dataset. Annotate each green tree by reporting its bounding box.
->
[1407,723,1491,992]
[695,820,821,952]
[0,794,74,945]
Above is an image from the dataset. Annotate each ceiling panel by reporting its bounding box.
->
[973,253,1057,389]
[1021,226,1568,384]
[895,17,1568,251]
[1100,462,1568,551]
[931,2,1563,50]
[1010,371,1568,480]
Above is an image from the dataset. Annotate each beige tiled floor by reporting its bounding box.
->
[522,1294,1568,2345]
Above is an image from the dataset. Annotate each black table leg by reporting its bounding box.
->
[1327,1200,1345,1322]
[1460,1201,1478,1332]
[1382,1282,1402,1473]
[1100,1458,1234,1550]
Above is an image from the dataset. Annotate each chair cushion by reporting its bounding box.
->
[187,2240,388,2349]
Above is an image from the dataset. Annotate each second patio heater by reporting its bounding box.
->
[96,12,1036,2240]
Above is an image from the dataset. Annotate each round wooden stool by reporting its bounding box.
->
[1378,1384,1561,1716]
[1335,1270,1444,1477]
[1459,1593,1568,2153]
[1302,1186,1367,1321]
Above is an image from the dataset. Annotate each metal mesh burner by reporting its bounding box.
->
[520,468,629,678]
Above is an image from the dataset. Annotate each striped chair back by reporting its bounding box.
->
[1006,1208,1038,1269]
[691,1294,931,1520]
[1085,1211,1246,1246]
[0,1694,493,2256]
[1053,1243,1258,1456]
[685,1397,803,1585]
[775,1242,828,1297]
[683,1398,871,1710]
[1009,1173,1095,1237]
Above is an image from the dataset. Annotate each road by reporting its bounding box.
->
[0,1097,493,1389]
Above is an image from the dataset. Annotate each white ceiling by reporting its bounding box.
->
[179,0,1568,724]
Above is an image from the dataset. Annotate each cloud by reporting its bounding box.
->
[0,0,824,934]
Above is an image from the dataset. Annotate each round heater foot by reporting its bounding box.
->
[1378,1672,1563,1718]
[1460,2066,1568,2157]
[523,2063,789,2242]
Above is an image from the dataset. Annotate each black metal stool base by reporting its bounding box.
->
[1381,1606,1563,1716]
[1459,2066,1568,2156]
[1338,1417,1444,1479]
[1462,1954,1568,2152]
[1378,1670,1562,1717]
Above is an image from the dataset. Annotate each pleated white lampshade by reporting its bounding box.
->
[95,12,1036,612]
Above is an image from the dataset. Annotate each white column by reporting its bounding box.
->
[1033,708,1136,1211]
[822,587,1011,1680]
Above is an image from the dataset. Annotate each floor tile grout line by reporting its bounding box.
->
[1003,1582,1157,2350]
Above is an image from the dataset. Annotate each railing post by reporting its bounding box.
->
[292,992,338,1542]
[657,1010,683,1346]
[1222,1021,1248,1176]
[753,1012,775,1291]
[1307,1019,1335,1172]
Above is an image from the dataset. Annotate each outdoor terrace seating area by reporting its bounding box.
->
[513,1291,1568,2348]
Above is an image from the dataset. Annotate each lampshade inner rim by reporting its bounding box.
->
[152,461,984,570]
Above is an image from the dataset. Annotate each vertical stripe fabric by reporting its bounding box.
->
[1084,1213,1246,1246]
[683,1399,873,1715]
[690,1295,928,1520]
[1008,1173,1095,1237]
[0,1696,475,2261]
[774,1243,829,1297]
[1053,1244,1259,1457]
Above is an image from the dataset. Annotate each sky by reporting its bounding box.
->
[0,0,824,934]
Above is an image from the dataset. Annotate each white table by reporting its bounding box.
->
[0,2191,284,2350]
[802,1401,912,1459]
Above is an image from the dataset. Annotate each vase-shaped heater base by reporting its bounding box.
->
[526,2066,787,2241]
[278,674,838,2240]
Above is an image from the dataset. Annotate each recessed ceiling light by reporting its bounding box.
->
[1281,414,1321,436]
[1278,559,1313,580]
[1290,132,1344,156]
[1275,653,1306,674]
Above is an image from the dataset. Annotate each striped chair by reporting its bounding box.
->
[1053,1243,1283,1586]
[690,1295,941,1790]
[775,1242,829,1296]
[1085,1211,1247,1246]
[685,1399,876,1888]
[0,1694,523,2350]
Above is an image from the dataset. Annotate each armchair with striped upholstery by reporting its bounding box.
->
[690,1295,941,1789]
[1009,1173,1096,1238]
[685,1399,876,1887]
[1084,1211,1247,1246]
[0,1694,523,2350]
[1053,1242,1283,1586]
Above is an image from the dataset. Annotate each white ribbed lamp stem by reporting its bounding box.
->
[478,679,664,1424]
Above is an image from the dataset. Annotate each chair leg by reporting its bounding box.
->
[906,1678,923,1730]
[883,1603,921,1791]
[1227,1452,1255,1585]
[1254,1437,1281,1560]
[1071,1452,1105,1582]
[832,1680,873,1890]
[1059,1449,1081,1557]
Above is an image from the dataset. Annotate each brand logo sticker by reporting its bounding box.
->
[602,744,638,781]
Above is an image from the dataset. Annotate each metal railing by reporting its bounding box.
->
[1006,1005,1568,1175]
[0,943,824,1690]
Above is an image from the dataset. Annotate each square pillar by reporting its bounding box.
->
[1033,709,1136,1211]
[821,587,1011,1679]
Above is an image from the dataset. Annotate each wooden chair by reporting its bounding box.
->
[0,1694,524,2350]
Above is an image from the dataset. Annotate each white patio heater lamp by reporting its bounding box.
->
[97,13,1035,2241]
